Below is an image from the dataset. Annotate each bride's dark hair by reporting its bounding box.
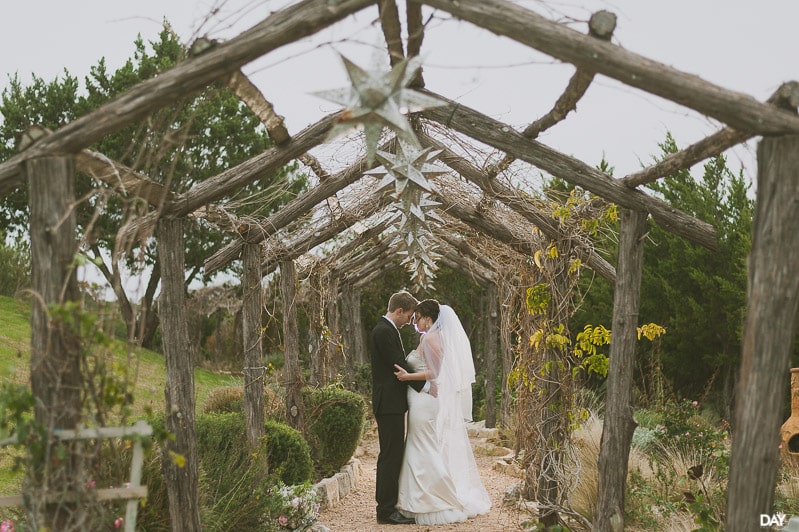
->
[415,299,440,322]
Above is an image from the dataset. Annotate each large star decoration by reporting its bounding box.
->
[365,139,450,199]
[384,189,444,290]
[313,55,444,163]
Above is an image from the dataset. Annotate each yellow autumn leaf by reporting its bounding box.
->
[168,450,186,468]
[533,249,543,269]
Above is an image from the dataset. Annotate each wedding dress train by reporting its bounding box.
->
[396,349,491,525]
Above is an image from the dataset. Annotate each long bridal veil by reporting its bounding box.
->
[427,304,491,516]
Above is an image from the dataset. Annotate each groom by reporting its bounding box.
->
[369,290,425,525]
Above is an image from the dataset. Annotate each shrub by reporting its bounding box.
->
[136,412,312,530]
[0,233,30,298]
[262,419,313,485]
[203,386,244,414]
[203,385,285,422]
[302,385,365,478]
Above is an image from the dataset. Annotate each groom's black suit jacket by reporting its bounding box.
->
[369,316,424,416]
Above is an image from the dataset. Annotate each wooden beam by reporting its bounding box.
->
[75,150,171,206]
[421,95,718,250]
[406,0,426,87]
[487,10,616,178]
[204,139,393,274]
[419,0,799,136]
[594,208,647,530]
[621,127,750,188]
[0,0,375,195]
[227,70,291,145]
[726,133,799,527]
[260,193,391,271]
[433,191,542,259]
[122,113,337,251]
[378,0,405,66]
[621,82,799,188]
[419,131,617,282]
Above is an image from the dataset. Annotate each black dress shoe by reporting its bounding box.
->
[377,511,415,525]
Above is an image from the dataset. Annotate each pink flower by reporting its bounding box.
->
[1,520,15,532]
[692,401,699,407]
[114,517,124,528]
[278,515,288,526]
[85,480,96,489]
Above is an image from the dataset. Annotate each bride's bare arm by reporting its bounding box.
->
[393,365,428,381]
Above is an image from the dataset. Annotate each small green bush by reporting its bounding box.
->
[263,419,314,485]
[135,412,312,530]
[302,385,365,478]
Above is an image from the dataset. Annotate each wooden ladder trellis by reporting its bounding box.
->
[0,419,152,532]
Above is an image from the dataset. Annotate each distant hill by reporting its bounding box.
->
[0,295,241,416]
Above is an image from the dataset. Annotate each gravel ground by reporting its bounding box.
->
[317,423,531,532]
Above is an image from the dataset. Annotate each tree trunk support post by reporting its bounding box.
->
[594,208,648,532]
[280,259,304,431]
[483,283,499,428]
[26,154,84,529]
[726,133,799,529]
[157,217,202,531]
[242,242,265,447]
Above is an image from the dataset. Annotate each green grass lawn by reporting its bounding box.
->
[0,294,242,494]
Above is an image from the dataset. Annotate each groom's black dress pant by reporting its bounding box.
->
[375,412,405,519]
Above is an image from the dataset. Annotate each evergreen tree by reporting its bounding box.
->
[640,134,752,411]
[0,24,307,348]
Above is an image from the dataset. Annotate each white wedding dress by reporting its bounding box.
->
[396,310,491,525]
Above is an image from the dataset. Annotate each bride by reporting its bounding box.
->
[393,299,491,525]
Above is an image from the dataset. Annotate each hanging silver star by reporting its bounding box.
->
[313,55,444,163]
[365,139,450,199]
[382,187,443,290]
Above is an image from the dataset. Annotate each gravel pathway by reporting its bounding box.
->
[317,422,529,531]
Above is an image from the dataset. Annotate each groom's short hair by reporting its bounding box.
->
[388,291,418,312]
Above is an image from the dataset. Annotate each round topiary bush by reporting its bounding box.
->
[263,419,314,485]
[302,385,366,478]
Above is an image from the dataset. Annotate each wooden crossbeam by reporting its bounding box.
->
[418,131,617,282]
[487,10,616,178]
[419,0,799,136]
[421,93,718,250]
[0,0,375,196]
[621,82,799,188]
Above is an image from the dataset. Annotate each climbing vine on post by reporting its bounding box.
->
[509,187,616,527]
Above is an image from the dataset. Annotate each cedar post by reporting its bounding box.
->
[308,272,325,386]
[499,282,515,429]
[483,283,499,428]
[26,155,84,529]
[594,208,648,531]
[326,273,342,382]
[726,133,799,529]
[340,283,358,385]
[242,242,265,447]
[157,217,201,531]
[280,259,304,431]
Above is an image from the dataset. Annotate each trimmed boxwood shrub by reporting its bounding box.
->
[132,412,313,530]
[263,419,314,485]
[302,385,366,478]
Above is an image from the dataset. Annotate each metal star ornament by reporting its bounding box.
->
[364,139,450,199]
[313,55,444,163]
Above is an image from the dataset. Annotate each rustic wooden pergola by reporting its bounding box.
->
[3,1,799,530]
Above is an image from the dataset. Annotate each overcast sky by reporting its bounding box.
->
[2,0,798,182]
